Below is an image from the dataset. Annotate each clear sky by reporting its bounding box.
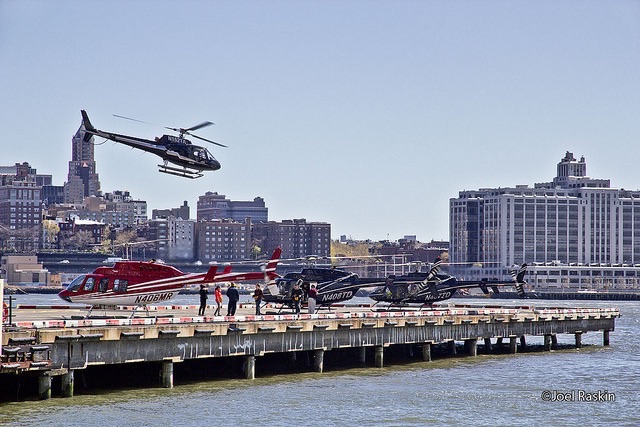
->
[1,0,638,242]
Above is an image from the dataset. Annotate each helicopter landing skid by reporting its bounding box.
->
[158,164,204,179]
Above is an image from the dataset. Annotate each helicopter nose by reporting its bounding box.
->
[58,292,72,302]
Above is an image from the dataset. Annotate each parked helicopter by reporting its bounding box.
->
[262,266,385,313]
[58,248,281,316]
[368,259,528,308]
[80,110,226,179]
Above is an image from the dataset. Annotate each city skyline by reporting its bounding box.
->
[2,1,638,242]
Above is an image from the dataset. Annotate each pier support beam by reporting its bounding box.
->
[61,370,74,398]
[465,339,478,357]
[551,334,558,350]
[520,335,527,350]
[544,335,552,351]
[161,360,174,388]
[448,340,457,356]
[509,336,518,354]
[313,349,324,373]
[604,330,610,346]
[496,337,503,347]
[243,355,256,380]
[358,347,366,365]
[37,373,51,400]
[374,346,384,368]
[484,338,492,353]
[422,343,432,362]
[575,332,583,348]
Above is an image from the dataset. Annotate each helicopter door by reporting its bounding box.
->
[98,278,109,293]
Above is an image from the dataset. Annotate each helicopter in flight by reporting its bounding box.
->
[80,110,226,179]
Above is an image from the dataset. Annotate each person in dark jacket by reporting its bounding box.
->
[253,284,263,315]
[226,283,240,316]
[198,284,208,316]
[291,282,304,314]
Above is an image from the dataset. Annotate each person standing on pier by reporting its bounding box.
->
[226,283,240,316]
[307,284,317,314]
[214,285,223,316]
[291,282,304,314]
[253,284,263,315]
[198,284,208,316]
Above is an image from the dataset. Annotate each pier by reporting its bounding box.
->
[1,304,620,401]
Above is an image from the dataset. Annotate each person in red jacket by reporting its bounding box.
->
[214,285,223,316]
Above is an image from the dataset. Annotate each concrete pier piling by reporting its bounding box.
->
[509,336,518,354]
[313,349,324,373]
[61,370,74,397]
[243,355,256,380]
[374,346,384,368]
[448,340,457,356]
[575,332,583,348]
[161,360,174,388]
[422,342,432,362]
[358,347,367,365]
[37,373,51,400]
[465,338,478,357]
[520,335,527,350]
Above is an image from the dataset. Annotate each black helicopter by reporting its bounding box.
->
[368,258,528,308]
[80,110,226,178]
[263,267,384,313]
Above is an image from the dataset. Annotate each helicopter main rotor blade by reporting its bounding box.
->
[187,121,214,132]
[165,121,214,134]
[113,114,157,126]
[188,132,228,148]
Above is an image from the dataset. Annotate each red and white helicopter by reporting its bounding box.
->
[58,248,281,315]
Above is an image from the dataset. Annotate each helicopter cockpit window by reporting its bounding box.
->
[83,277,96,292]
[113,279,128,293]
[99,278,109,293]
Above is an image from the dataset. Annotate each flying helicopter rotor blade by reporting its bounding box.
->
[165,121,213,134]
[186,121,214,132]
[187,132,228,148]
[113,114,158,126]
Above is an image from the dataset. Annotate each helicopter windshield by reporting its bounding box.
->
[65,274,87,292]
[193,147,213,161]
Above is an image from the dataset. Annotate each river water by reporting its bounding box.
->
[1,296,638,426]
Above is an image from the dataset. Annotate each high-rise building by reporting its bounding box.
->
[64,123,101,204]
[450,152,640,275]
[196,218,252,261]
[252,218,331,259]
[0,163,45,251]
[197,191,267,222]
